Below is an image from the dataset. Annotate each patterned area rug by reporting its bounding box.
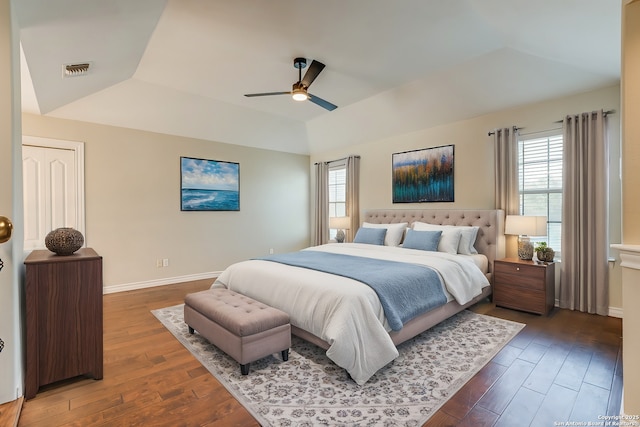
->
[152,305,524,426]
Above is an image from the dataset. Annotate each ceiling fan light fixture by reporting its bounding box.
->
[245,58,337,111]
[292,91,308,101]
[292,85,308,101]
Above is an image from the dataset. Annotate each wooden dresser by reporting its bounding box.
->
[493,257,555,315]
[24,248,103,399]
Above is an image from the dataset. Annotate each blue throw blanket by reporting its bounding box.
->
[257,250,447,331]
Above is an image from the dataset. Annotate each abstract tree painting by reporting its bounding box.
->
[392,145,454,203]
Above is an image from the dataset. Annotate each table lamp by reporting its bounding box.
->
[504,215,547,260]
[329,216,351,243]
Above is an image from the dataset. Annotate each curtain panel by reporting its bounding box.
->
[345,155,360,242]
[493,127,520,215]
[312,161,329,246]
[560,110,609,315]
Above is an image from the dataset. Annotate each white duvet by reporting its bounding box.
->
[213,243,489,385]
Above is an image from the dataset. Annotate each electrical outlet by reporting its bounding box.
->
[269,248,274,254]
[162,258,169,267]
[156,259,162,268]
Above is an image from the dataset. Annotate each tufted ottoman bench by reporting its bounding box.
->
[184,288,291,375]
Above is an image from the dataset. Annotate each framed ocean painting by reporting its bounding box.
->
[392,145,454,203]
[180,157,240,211]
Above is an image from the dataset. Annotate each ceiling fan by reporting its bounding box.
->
[244,57,338,111]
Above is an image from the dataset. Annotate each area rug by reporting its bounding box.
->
[152,305,524,426]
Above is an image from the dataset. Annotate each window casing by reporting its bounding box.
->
[328,162,346,240]
[517,133,563,256]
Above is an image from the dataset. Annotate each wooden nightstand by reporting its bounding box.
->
[493,257,555,315]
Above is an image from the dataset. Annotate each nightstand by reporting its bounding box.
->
[493,257,555,315]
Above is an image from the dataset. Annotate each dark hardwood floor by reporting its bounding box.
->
[14,280,622,426]
[428,303,623,426]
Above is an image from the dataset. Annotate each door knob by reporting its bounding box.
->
[0,216,12,243]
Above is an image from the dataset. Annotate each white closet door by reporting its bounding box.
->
[23,144,80,251]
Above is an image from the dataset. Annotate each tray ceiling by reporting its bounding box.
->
[16,0,621,154]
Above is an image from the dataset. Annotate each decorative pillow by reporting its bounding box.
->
[353,227,387,245]
[362,222,408,246]
[402,229,442,251]
[412,222,463,255]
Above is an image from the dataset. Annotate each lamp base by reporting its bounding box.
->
[517,236,534,260]
[335,229,345,243]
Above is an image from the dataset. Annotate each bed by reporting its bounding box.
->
[213,209,505,385]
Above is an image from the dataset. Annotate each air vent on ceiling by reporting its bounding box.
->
[63,62,91,78]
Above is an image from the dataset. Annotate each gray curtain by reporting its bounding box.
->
[312,161,329,246]
[345,155,360,242]
[559,110,609,315]
[494,127,519,215]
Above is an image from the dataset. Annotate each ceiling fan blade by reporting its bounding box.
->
[301,60,325,88]
[244,91,291,97]
[308,93,338,111]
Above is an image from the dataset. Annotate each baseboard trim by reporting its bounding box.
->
[103,271,222,294]
[554,300,623,318]
[609,306,623,318]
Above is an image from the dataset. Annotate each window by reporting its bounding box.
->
[517,133,563,256]
[328,161,346,240]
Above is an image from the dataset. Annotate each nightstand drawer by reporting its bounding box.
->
[494,261,545,278]
[494,272,545,290]
[494,261,546,290]
[493,284,546,315]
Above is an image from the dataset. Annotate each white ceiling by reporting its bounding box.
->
[16,0,621,155]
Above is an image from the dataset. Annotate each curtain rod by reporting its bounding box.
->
[487,126,521,137]
[519,127,562,137]
[553,109,614,124]
[314,155,360,165]
[488,110,614,136]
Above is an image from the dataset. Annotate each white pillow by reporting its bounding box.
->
[362,222,408,247]
[412,222,468,255]
[460,226,480,254]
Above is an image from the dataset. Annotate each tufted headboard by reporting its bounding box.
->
[363,209,505,281]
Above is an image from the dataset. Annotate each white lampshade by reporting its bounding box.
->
[504,215,547,237]
[329,216,351,230]
[505,215,547,260]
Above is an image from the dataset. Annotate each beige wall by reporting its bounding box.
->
[22,114,311,290]
[310,84,623,311]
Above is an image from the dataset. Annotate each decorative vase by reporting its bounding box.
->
[45,227,84,255]
[517,237,534,260]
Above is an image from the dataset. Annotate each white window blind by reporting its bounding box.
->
[328,162,346,240]
[518,133,563,255]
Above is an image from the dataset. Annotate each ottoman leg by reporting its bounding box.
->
[281,349,289,361]
[188,325,194,334]
[240,363,250,375]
